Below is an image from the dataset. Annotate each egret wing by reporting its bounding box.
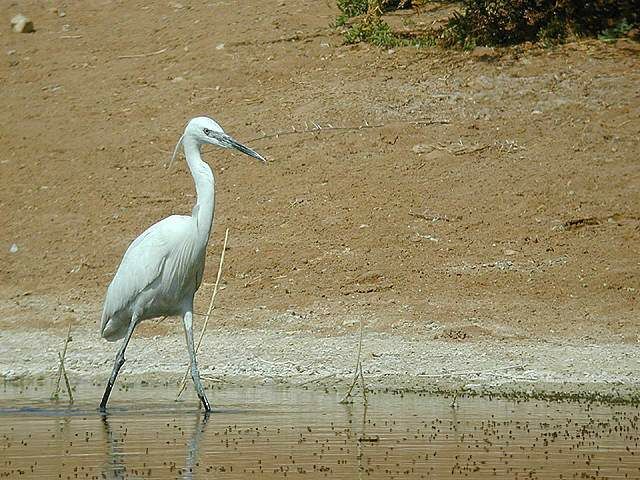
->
[100,215,192,333]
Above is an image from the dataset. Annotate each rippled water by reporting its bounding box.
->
[1,382,639,479]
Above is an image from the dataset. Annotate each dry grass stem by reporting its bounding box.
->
[58,352,74,404]
[176,228,230,400]
[52,322,72,401]
[339,317,368,404]
[358,362,368,404]
[118,47,167,59]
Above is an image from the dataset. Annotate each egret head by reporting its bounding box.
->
[169,116,266,168]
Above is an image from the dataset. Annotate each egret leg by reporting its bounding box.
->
[99,316,139,412]
[182,311,211,412]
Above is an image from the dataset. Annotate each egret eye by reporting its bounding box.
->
[203,128,211,135]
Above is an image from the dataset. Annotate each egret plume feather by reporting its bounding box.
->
[168,133,185,169]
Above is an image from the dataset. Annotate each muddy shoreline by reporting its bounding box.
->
[2,321,639,405]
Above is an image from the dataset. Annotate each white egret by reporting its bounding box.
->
[99,116,266,412]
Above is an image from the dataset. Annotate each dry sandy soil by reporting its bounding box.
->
[1,1,639,400]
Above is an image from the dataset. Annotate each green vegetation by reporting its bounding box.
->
[598,18,634,42]
[343,17,400,46]
[335,0,639,48]
[336,0,369,20]
[336,0,436,47]
[341,16,436,47]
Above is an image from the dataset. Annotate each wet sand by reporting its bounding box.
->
[1,383,639,479]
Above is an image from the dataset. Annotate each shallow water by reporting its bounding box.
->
[1,383,639,479]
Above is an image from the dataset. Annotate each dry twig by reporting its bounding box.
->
[295,372,338,387]
[200,376,226,383]
[417,364,526,378]
[249,118,450,143]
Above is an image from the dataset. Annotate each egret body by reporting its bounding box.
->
[99,116,265,412]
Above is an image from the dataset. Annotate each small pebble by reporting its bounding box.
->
[49,8,66,17]
[411,144,434,154]
[11,14,34,33]
[471,46,497,60]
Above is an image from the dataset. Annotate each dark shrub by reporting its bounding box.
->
[445,0,639,46]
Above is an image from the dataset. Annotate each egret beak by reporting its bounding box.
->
[212,132,267,164]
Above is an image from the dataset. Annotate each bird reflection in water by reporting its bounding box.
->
[184,412,210,479]
[101,411,211,479]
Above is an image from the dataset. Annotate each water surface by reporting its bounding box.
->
[1,383,638,478]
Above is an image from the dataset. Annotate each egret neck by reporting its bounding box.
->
[182,135,215,241]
